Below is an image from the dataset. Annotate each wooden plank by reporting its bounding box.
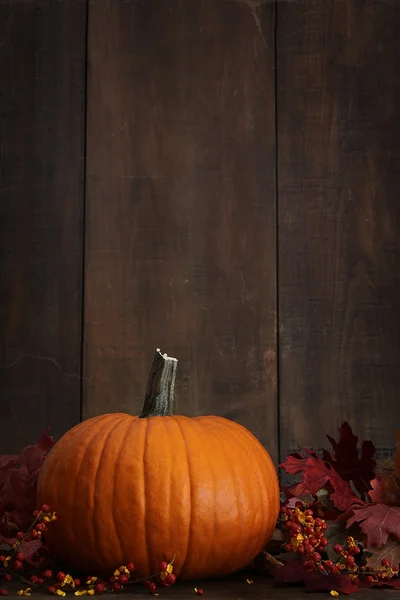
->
[277,0,400,458]
[84,0,278,460]
[0,1,87,452]
[4,575,397,600]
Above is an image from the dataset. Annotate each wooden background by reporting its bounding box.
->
[1,0,399,466]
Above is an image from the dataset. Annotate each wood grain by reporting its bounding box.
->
[0,1,87,452]
[277,0,400,458]
[4,574,398,600]
[84,0,278,460]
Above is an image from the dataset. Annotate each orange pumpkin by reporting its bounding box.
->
[37,349,279,580]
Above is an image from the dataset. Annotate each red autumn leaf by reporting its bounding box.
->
[280,453,364,512]
[0,429,54,539]
[347,504,400,547]
[322,422,376,495]
[364,535,400,571]
[368,478,386,503]
[272,560,359,594]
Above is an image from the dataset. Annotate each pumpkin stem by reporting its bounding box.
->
[139,349,178,418]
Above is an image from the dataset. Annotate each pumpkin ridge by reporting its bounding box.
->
[208,419,260,570]
[174,417,192,576]
[142,417,151,576]
[39,415,111,518]
[231,422,279,536]
[111,417,136,564]
[210,419,273,563]
[196,420,216,575]
[207,420,243,575]
[62,416,116,560]
[95,416,128,564]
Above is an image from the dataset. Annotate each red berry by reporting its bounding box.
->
[351,545,361,555]
[15,552,24,562]
[297,545,305,554]
[13,560,23,571]
[95,583,106,594]
[31,530,39,538]
[30,576,39,584]
[333,544,343,554]
[280,506,288,514]
[41,504,51,513]
[0,556,5,563]
[305,509,314,516]
[43,570,53,580]
[36,523,45,531]
[195,589,204,596]
[159,580,170,588]
[284,543,292,552]
[0,590,7,597]
[302,560,313,570]
[165,573,176,585]
[312,552,321,563]
[36,578,44,585]
[112,583,122,592]
[56,572,66,582]
[382,558,391,567]
[330,566,339,575]
[119,574,129,585]
[108,577,116,584]
[142,580,151,587]
[319,537,328,547]
[366,576,375,585]
[345,555,355,566]
[16,532,24,540]
[310,537,318,546]
[126,562,135,572]
[148,582,157,594]
[323,560,333,569]
[320,522,328,531]
[304,526,314,536]
[159,561,168,572]
[4,576,12,582]
[33,510,40,517]
[73,579,80,587]
[48,586,56,594]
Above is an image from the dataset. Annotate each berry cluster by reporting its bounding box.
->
[280,503,399,586]
[0,506,194,596]
[281,504,328,562]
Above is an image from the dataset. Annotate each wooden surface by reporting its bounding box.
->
[277,0,400,459]
[83,0,278,460]
[4,575,400,600]
[0,1,87,452]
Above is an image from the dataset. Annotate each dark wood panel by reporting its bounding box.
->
[84,0,278,460]
[0,1,87,452]
[277,0,400,458]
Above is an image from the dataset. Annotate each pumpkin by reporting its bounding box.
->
[36,349,280,580]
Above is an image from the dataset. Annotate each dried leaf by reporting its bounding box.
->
[347,504,400,547]
[322,422,376,496]
[324,521,364,562]
[280,453,364,512]
[364,535,400,571]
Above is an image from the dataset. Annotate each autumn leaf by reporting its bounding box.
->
[280,453,364,512]
[364,535,400,571]
[0,428,54,540]
[322,422,376,495]
[324,521,364,562]
[272,559,359,595]
[347,504,400,547]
